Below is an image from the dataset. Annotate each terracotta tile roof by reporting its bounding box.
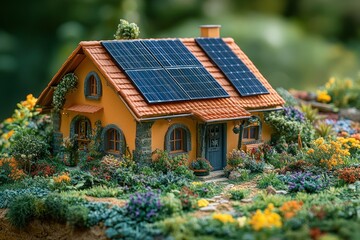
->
[37,38,284,122]
[66,104,103,114]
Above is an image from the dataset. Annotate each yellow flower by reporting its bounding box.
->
[53,173,71,184]
[4,118,13,123]
[249,203,282,231]
[212,213,236,224]
[317,90,331,103]
[21,94,37,110]
[325,77,335,89]
[191,181,203,186]
[237,216,247,227]
[3,130,15,140]
[197,199,209,208]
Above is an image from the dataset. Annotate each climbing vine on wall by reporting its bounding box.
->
[53,73,78,112]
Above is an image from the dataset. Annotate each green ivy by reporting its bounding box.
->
[53,73,78,112]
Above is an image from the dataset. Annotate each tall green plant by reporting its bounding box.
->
[114,19,140,40]
[53,73,78,112]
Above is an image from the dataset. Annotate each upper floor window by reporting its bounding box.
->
[84,71,102,99]
[165,124,191,154]
[243,126,259,140]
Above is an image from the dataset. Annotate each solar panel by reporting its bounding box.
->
[102,41,161,70]
[125,69,189,103]
[142,39,202,67]
[167,67,229,100]
[195,38,269,96]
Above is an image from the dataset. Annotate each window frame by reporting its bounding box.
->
[84,71,102,100]
[102,124,125,155]
[70,115,92,151]
[165,124,191,154]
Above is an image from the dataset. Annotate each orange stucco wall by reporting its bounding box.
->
[151,117,198,161]
[59,57,137,152]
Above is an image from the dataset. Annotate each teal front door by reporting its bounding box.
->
[206,124,226,171]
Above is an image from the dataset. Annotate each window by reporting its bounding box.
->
[84,71,102,99]
[243,126,259,140]
[102,125,125,155]
[70,115,91,150]
[107,128,121,153]
[169,127,185,152]
[165,124,191,154]
[89,76,97,96]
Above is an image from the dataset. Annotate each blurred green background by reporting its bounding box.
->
[1,0,360,120]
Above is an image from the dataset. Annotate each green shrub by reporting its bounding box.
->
[43,194,68,222]
[244,158,265,173]
[227,149,247,168]
[10,129,49,170]
[114,19,140,40]
[160,193,182,217]
[151,149,189,173]
[66,205,89,228]
[84,185,123,198]
[53,73,78,111]
[229,189,249,200]
[7,194,40,228]
[0,187,50,208]
[257,172,285,189]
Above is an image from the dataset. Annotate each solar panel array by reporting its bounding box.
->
[195,38,269,96]
[102,39,229,103]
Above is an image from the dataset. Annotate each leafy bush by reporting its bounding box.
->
[244,158,265,173]
[160,193,182,217]
[265,107,315,146]
[315,121,335,138]
[177,186,198,211]
[190,158,213,171]
[0,187,49,208]
[10,129,49,169]
[0,157,26,184]
[278,160,312,174]
[125,190,163,223]
[300,104,319,123]
[190,182,223,198]
[7,194,40,228]
[227,149,247,168]
[229,189,249,200]
[151,149,188,173]
[279,172,329,193]
[114,19,140,40]
[43,194,68,222]
[336,167,360,184]
[257,172,286,189]
[266,151,297,169]
[66,205,90,228]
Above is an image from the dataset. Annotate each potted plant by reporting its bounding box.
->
[190,158,213,176]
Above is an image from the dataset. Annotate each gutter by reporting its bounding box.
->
[139,113,193,122]
[248,107,283,113]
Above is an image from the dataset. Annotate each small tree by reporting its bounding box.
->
[114,19,140,40]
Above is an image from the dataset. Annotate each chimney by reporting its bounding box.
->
[199,25,221,38]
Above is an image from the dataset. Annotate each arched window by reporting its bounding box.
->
[102,124,125,155]
[165,124,191,154]
[70,115,91,150]
[84,71,102,99]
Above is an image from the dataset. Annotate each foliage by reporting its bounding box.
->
[9,128,50,172]
[190,158,213,171]
[0,187,49,208]
[160,193,182,217]
[125,189,163,223]
[43,194,68,223]
[50,172,71,191]
[265,151,297,169]
[227,149,247,168]
[114,19,140,40]
[244,158,265,173]
[6,194,42,228]
[66,205,90,227]
[0,157,25,184]
[178,186,198,211]
[0,94,52,154]
[315,121,335,138]
[249,203,282,231]
[190,181,223,198]
[61,135,78,166]
[84,185,123,198]
[336,167,360,184]
[151,149,188,173]
[30,159,57,177]
[229,189,249,200]
[279,172,329,193]
[265,107,315,146]
[87,120,103,158]
[53,73,78,112]
[306,137,360,170]
[319,77,360,108]
[257,172,286,189]
[300,104,319,123]
[278,159,312,174]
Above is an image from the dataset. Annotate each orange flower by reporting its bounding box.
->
[280,201,303,219]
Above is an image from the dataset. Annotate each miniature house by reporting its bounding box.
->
[37,25,284,170]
